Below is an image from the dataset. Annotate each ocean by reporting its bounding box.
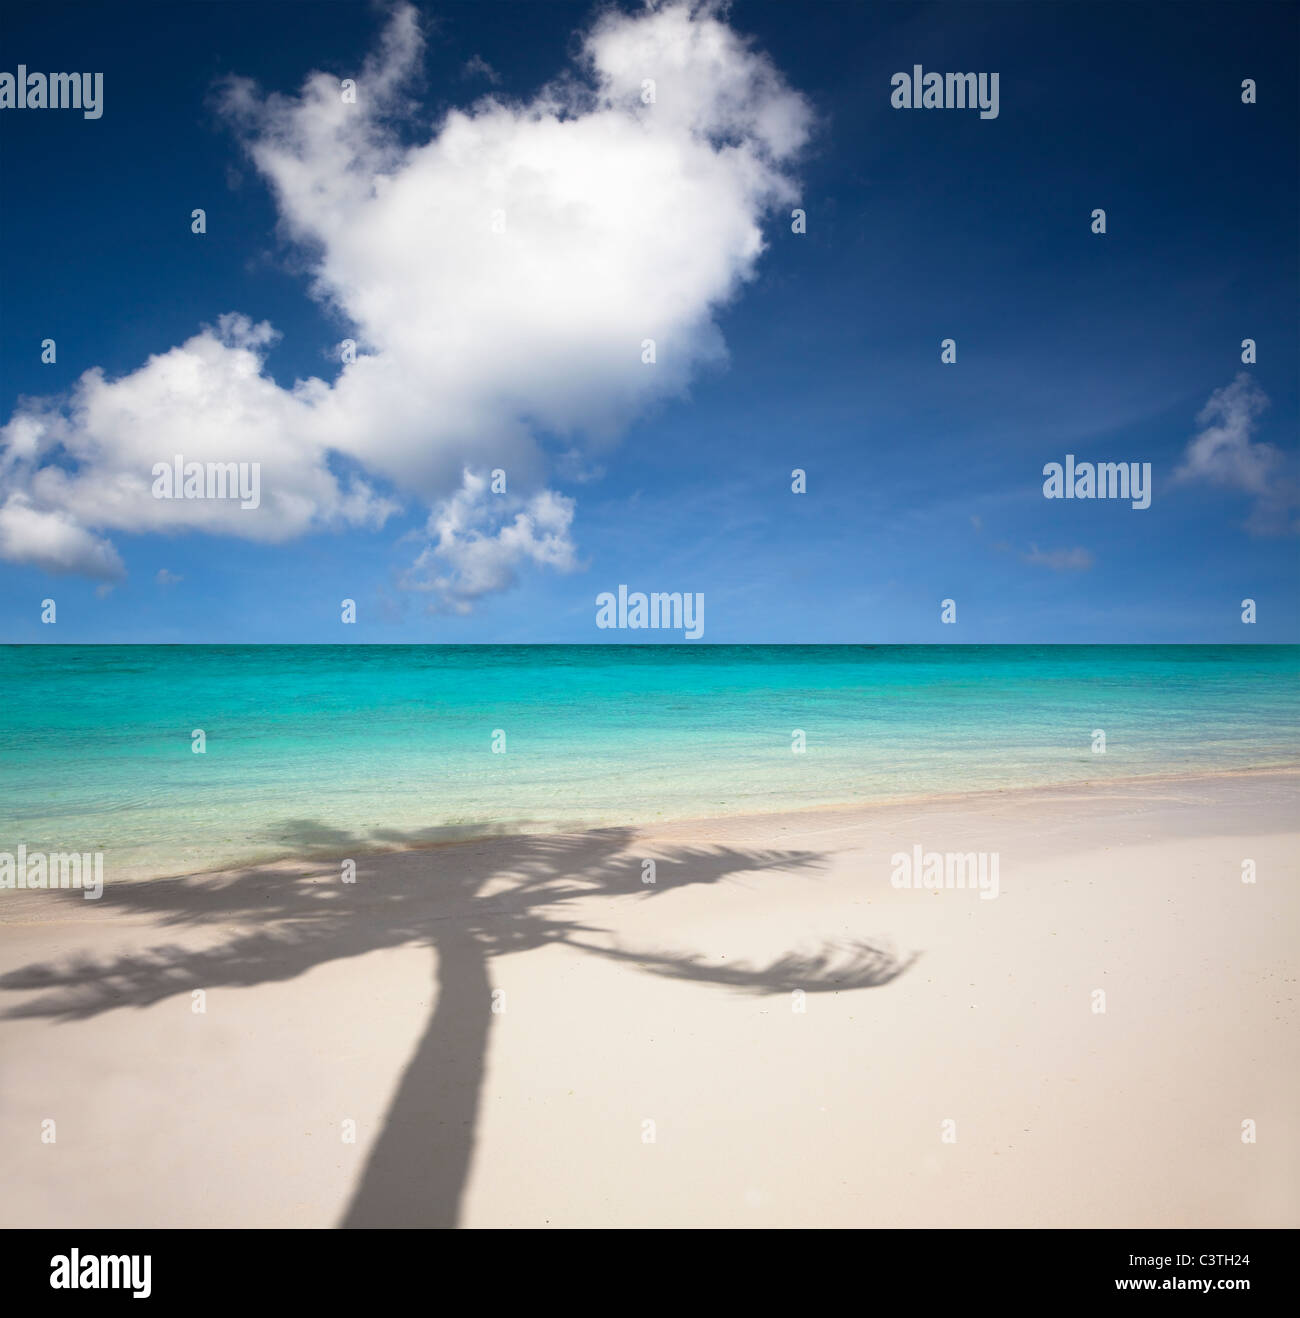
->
[2,644,1297,880]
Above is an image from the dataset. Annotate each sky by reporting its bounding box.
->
[1,0,1296,643]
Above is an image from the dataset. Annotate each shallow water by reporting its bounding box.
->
[1,644,1297,879]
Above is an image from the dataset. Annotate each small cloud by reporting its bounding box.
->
[400,469,578,614]
[1175,373,1273,492]
[1174,373,1297,534]
[969,514,982,532]
[155,568,184,586]
[462,54,501,85]
[1023,543,1093,572]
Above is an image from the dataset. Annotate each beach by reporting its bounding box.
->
[2,769,1296,1228]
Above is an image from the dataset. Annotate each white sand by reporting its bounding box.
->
[1,770,1296,1228]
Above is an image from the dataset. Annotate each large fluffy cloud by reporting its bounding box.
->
[0,0,810,593]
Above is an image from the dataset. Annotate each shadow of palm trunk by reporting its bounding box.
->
[340,932,491,1228]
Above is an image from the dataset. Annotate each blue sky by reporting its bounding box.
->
[1,0,1296,642]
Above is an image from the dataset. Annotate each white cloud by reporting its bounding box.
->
[1174,373,1297,534]
[1175,373,1276,492]
[0,494,124,580]
[402,469,577,613]
[155,568,184,586]
[1,314,396,548]
[0,1,810,596]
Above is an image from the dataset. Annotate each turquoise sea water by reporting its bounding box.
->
[1,645,1297,880]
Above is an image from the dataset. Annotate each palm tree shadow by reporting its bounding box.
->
[0,822,915,1228]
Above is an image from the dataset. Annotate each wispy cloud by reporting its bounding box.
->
[1174,373,1297,535]
[1022,543,1093,572]
[462,54,501,85]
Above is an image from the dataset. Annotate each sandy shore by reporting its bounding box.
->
[2,770,1296,1228]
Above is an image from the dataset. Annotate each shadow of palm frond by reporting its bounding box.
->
[570,938,918,992]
